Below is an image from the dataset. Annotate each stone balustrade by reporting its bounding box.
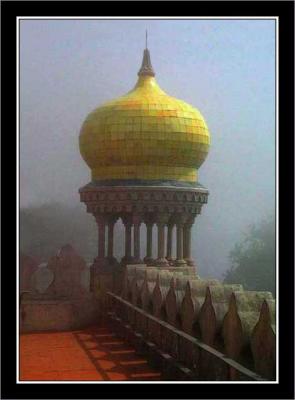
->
[121,264,276,380]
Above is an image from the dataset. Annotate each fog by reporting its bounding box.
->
[19,19,275,278]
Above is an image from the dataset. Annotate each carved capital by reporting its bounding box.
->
[143,212,156,225]
[105,214,119,226]
[156,212,171,226]
[132,214,143,226]
[167,215,176,227]
[145,221,154,230]
[174,213,187,226]
[121,217,132,227]
[184,213,197,227]
[95,214,106,226]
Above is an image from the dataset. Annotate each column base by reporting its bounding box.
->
[120,256,135,266]
[132,257,144,265]
[155,257,169,267]
[143,256,154,266]
[89,260,115,298]
[185,258,196,267]
[107,256,119,267]
[166,257,176,266]
[175,259,187,267]
[93,257,109,269]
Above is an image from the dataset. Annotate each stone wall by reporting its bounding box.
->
[21,298,99,332]
[20,245,98,332]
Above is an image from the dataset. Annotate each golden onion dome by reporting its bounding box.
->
[79,47,210,185]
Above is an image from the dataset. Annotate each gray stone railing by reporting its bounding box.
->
[119,265,276,380]
[107,292,266,381]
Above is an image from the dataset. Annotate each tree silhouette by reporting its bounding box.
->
[224,215,276,296]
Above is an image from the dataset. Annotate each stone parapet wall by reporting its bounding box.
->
[19,245,98,333]
[121,264,276,380]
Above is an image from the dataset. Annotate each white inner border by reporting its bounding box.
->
[16,16,279,385]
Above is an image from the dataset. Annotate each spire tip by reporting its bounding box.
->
[138,31,155,77]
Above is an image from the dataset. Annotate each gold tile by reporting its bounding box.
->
[80,75,210,182]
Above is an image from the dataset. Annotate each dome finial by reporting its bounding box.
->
[138,31,155,77]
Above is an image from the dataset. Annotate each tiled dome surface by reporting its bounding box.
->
[79,50,210,184]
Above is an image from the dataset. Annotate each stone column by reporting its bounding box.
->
[183,214,196,267]
[183,227,188,261]
[107,215,118,265]
[121,216,133,265]
[144,221,154,265]
[96,215,106,261]
[133,215,142,263]
[156,214,169,267]
[166,222,174,264]
[175,215,187,267]
[93,215,114,303]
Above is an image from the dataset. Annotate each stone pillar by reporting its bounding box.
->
[183,215,196,267]
[91,214,108,296]
[107,221,114,258]
[125,221,132,259]
[107,215,118,265]
[144,221,154,265]
[183,226,188,261]
[175,215,187,267]
[166,222,174,264]
[96,215,106,261]
[133,215,142,263]
[156,214,169,267]
[91,215,115,308]
[121,216,133,265]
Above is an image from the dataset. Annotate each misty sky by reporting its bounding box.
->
[20,19,276,278]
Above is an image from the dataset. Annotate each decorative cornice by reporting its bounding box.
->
[80,185,208,218]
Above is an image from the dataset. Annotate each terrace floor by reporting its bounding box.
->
[20,325,162,381]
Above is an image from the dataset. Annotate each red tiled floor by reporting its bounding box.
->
[20,326,162,381]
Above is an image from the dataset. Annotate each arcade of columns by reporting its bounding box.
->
[79,185,209,272]
[94,212,196,268]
